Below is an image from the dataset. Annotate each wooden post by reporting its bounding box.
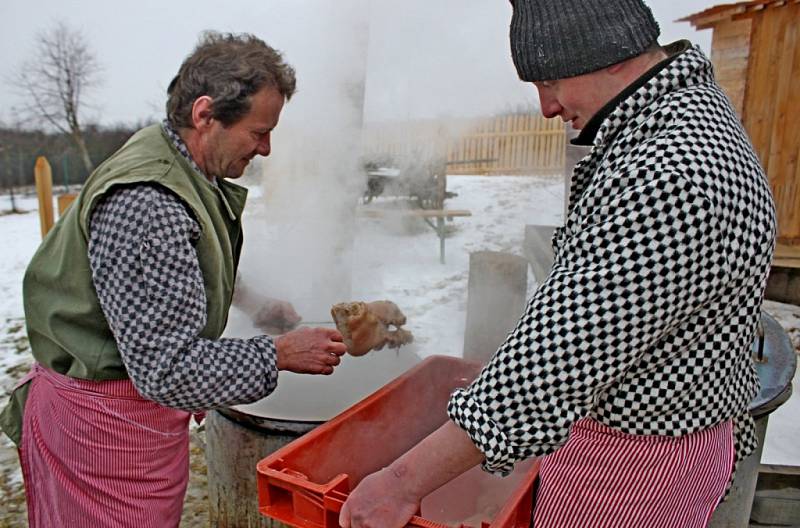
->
[4,149,19,213]
[57,193,78,216]
[463,251,528,364]
[523,225,556,284]
[34,156,54,238]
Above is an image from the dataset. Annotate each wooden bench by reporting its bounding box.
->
[766,242,800,305]
[750,464,800,526]
[773,243,800,269]
[359,208,472,264]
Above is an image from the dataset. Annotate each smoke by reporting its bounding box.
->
[235,0,536,322]
[226,0,544,422]
[239,0,370,321]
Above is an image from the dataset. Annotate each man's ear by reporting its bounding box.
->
[602,60,634,88]
[191,96,215,130]
[606,61,626,76]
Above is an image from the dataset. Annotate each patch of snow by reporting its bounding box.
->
[0,196,40,381]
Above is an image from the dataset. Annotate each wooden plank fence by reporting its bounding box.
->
[448,114,565,175]
[362,119,451,166]
[362,114,566,176]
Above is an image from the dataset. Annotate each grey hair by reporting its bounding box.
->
[166,31,296,128]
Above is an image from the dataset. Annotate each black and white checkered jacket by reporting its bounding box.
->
[448,43,777,475]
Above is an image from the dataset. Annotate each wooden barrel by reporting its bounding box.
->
[205,409,321,527]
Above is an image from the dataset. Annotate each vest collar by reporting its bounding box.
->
[156,125,248,222]
[216,179,249,222]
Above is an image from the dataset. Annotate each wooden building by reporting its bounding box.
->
[681,1,800,251]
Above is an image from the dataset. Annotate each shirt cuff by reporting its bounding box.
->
[252,334,279,395]
[447,387,517,476]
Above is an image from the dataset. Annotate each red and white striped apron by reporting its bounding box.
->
[533,417,734,528]
[18,364,193,528]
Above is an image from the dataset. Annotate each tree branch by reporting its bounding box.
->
[9,21,103,172]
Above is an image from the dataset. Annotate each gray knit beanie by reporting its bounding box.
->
[509,0,660,82]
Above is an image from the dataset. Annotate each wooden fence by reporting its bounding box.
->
[362,114,566,176]
[447,114,565,175]
[362,119,451,167]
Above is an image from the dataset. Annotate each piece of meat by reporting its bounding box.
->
[330,300,414,357]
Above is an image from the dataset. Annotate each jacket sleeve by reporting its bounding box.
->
[448,172,728,474]
[88,183,278,412]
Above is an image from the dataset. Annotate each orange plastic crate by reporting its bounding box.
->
[257,355,540,528]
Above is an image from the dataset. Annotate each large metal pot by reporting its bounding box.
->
[206,312,423,527]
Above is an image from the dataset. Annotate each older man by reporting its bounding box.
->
[0,32,346,527]
[340,1,776,527]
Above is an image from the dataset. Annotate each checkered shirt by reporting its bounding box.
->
[162,120,209,181]
[86,131,278,412]
[448,45,777,476]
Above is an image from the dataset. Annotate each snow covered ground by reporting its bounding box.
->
[0,175,798,524]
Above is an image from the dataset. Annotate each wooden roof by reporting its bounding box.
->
[679,0,799,29]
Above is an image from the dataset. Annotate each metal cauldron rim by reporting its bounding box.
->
[750,311,796,417]
[216,406,323,436]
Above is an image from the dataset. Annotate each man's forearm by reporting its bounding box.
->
[388,420,484,499]
[339,419,484,527]
[231,274,261,315]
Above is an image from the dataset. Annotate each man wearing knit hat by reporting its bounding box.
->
[341,1,776,527]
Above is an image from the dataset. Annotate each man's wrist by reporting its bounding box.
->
[385,461,421,503]
[273,334,286,370]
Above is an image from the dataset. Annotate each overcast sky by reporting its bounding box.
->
[0,0,721,128]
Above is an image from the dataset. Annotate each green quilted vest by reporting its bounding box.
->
[0,124,248,444]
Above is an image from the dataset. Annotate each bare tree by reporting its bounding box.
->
[11,22,102,173]
[0,145,21,214]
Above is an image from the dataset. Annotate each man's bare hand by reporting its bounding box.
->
[340,421,483,528]
[252,299,302,333]
[274,327,347,375]
[339,467,420,528]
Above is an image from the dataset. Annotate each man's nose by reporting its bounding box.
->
[256,136,271,157]
[536,86,562,119]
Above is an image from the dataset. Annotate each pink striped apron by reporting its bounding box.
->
[18,364,193,528]
[533,417,734,528]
